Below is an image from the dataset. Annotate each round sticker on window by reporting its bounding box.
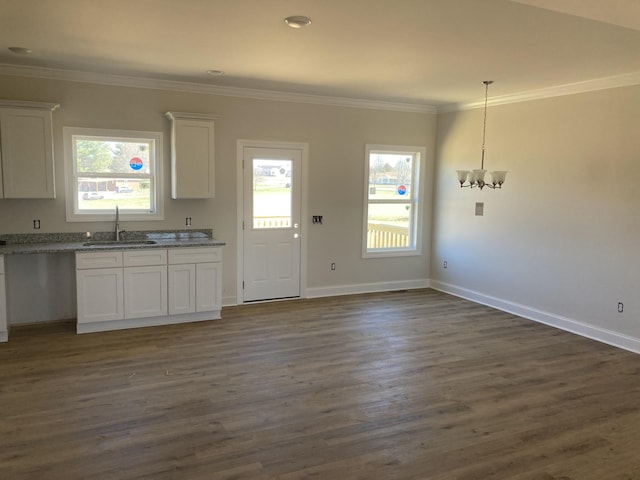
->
[130,157,143,171]
[397,185,407,195]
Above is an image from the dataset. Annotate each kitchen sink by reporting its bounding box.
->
[83,240,158,246]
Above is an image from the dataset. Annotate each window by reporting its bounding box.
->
[363,144,425,257]
[64,127,163,221]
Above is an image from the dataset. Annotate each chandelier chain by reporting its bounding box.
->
[481,80,491,170]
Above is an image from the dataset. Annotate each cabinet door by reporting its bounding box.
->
[168,264,196,315]
[0,108,55,198]
[170,117,215,199]
[196,262,221,312]
[77,268,124,323]
[123,266,168,319]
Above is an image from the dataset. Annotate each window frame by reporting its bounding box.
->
[362,144,426,258]
[64,126,164,222]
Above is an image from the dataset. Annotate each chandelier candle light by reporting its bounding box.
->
[457,81,507,189]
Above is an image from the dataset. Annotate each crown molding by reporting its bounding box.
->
[4,63,636,115]
[439,71,640,113]
[165,111,220,121]
[0,99,59,111]
[0,63,437,114]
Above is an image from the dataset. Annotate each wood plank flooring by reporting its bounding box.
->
[2,289,640,479]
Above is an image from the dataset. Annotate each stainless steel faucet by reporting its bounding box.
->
[115,206,125,242]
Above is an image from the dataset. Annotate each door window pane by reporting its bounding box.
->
[252,159,292,229]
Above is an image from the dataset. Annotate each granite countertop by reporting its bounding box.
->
[0,230,225,255]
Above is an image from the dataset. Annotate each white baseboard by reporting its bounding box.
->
[224,280,429,307]
[430,280,640,355]
[306,279,430,299]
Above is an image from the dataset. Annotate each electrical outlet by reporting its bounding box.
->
[185,217,192,226]
[618,302,624,313]
[331,262,336,271]
[33,219,41,229]
[443,260,448,269]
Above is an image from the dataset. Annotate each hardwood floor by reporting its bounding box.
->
[2,289,640,479]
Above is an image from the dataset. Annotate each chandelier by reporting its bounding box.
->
[457,81,507,189]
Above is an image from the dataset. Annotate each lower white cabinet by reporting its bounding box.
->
[168,263,196,315]
[0,255,7,342]
[76,267,124,323]
[196,262,221,312]
[76,246,221,334]
[123,249,168,319]
[168,248,222,315]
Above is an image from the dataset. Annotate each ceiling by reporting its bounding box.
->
[0,0,639,108]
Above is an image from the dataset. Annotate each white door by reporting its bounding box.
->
[243,146,302,302]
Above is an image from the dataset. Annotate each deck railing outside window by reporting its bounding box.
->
[367,222,409,249]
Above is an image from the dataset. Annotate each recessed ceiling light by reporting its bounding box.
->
[206,70,225,76]
[8,46,32,55]
[284,16,312,28]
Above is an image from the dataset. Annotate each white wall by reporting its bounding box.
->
[0,74,435,308]
[431,85,640,352]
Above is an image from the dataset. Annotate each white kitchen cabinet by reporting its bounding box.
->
[123,250,167,319]
[196,262,221,312]
[168,247,222,314]
[168,263,196,315]
[76,246,222,334]
[76,251,124,325]
[0,101,59,199]
[123,266,168,319]
[76,267,124,324]
[165,111,216,199]
[0,255,7,342]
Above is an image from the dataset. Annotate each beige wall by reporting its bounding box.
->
[432,85,640,350]
[0,75,435,305]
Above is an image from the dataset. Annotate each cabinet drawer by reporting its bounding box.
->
[168,247,221,264]
[76,251,123,269]
[123,249,167,267]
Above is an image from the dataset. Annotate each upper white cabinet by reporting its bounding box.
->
[0,101,59,199]
[165,111,216,199]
